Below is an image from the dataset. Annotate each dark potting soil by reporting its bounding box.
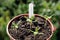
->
[8,15,52,40]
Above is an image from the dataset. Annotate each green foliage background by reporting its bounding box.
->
[0,0,60,40]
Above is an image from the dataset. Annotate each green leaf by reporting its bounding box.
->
[34,32,38,35]
[12,22,18,28]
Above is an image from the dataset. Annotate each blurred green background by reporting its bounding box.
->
[0,0,60,40]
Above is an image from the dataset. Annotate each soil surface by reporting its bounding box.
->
[8,15,52,40]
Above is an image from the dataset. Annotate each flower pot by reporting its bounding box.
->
[6,14,56,40]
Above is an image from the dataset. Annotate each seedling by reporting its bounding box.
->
[43,13,56,20]
[30,27,44,36]
[12,20,21,28]
[30,16,35,21]
[27,18,32,23]
[44,15,52,20]
[12,22,18,28]
[34,27,40,35]
[27,16,35,23]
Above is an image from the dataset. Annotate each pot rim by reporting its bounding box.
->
[6,14,54,40]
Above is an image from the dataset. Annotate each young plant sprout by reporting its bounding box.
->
[12,20,21,28]
[30,27,44,36]
[12,22,18,28]
[30,16,35,20]
[34,27,40,35]
[44,13,56,20]
[44,15,49,20]
[27,18,32,23]
[27,16,35,23]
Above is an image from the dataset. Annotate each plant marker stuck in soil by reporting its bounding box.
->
[29,2,34,18]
